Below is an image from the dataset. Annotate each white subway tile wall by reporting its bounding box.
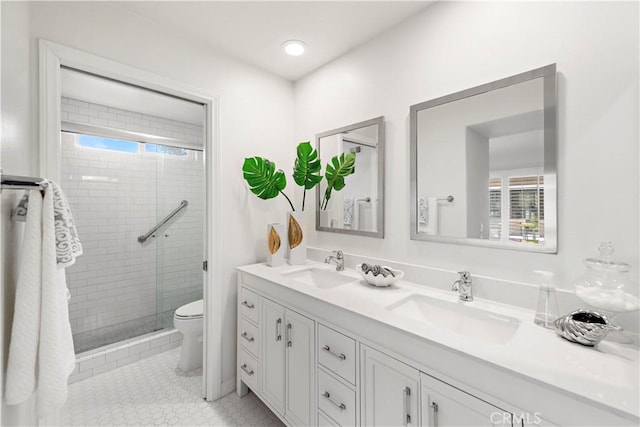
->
[60,98,204,352]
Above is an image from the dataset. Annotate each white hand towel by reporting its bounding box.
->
[343,197,355,228]
[11,192,29,222]
[418,196,428,225]
[425,197,439,235]
[48,181,83,267]
[37,184,76,416]
[12,183,83,267]
[5,190,43,405]
[5,181,79,417]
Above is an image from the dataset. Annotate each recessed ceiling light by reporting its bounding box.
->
[282,40,306,56]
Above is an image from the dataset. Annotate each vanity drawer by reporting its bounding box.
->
[318,324,356,384]
[318,410,340,427]
[318,369,356,427]
[240,287,259,323]
[239,349,258,391]
[239,317,258,357]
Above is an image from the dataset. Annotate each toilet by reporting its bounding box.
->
[173,299,204,371]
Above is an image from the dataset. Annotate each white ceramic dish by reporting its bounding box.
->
[356,264,404,287]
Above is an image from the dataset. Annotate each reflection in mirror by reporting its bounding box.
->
[316,117,384,238]
[410,64,556,252]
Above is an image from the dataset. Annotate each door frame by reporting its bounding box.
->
[38,39,223,401]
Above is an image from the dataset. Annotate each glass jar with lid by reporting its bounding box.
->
[574,242,639,317]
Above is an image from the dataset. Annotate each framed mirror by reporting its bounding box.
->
[410,64,557,252]
[316,116,385,238]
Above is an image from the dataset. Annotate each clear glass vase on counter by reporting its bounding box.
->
[573,242,639,324]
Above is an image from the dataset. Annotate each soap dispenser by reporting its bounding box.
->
[533,270,559,329]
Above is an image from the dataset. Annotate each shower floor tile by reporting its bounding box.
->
[73,311,176,353]
[61,347,283,426]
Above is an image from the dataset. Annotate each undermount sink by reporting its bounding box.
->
[386,294,520,344]
[282,267,356,289]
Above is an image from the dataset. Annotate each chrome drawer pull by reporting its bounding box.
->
[322,391,346,411]
[322,345,346,361]
[276,318,282,341]
[430,401,439,427]
[241,300,255,309]
[404,387,412,426]
[240,363,254,376]
[241,332,254,342]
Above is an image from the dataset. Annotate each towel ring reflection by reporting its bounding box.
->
[438,195,454,203]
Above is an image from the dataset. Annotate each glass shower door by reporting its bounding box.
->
[154,144,204,329]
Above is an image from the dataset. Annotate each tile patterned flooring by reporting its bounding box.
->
[61,348,283,426]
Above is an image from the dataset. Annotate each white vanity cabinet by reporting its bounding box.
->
[361,345,420,427]
[237,264,639,427]
[420,373,512,427]
[261,297,315,426]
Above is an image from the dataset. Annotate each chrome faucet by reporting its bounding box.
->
[451,271,473,301]
[324,250,344,271]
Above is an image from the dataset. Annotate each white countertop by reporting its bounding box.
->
[238,261,639,420]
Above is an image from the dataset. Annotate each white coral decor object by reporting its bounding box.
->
[356,264,404,287]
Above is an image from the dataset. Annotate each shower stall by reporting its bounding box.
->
[58,92,205,354]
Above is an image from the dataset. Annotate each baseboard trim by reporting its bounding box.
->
[221,377,236,396]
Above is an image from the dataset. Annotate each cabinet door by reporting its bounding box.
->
[420,373,511,427]
[261,298,286,414]
[285,309,315,426]
[362,345,420,427]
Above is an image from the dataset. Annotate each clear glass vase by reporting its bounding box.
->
[573,242,639,324]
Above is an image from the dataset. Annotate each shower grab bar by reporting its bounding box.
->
[0,171,46,191]
[137,200,188,243]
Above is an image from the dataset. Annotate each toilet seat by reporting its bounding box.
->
[174,299,203,319]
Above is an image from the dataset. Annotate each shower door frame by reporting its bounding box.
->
[38,40,222,401]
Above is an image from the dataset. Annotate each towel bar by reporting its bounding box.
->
[0,171,46,191]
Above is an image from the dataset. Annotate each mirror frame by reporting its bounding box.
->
[316,116,385,238]
[409,64,557,253]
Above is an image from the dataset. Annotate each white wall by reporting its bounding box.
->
[295,2,639,293]
[1,2,37,423]
[1,1,294,422]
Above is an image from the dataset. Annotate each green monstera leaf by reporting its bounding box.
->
[293,141,322,211]
[242,157,295,210]
[293,142,322,189]
[322,152,356,210]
